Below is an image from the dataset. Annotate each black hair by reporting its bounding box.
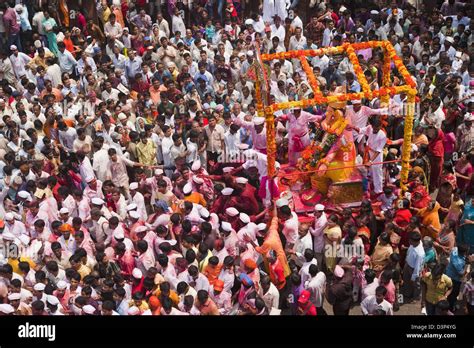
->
[375,286,387,296]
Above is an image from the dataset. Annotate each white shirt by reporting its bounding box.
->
[361,295,393,315]
[57,49,77,75]
[306,272,326,307]
[242,151,271,179]
[294,233,313,266]
[310,212,327,253]
[361,278,380,301]
[299,258,318,286]
[58,128,77,152]
[101,88,120,102]
[224,131,241,158]
[93,148,112,182]
[5,220,27,237]
[282,212,299,245]
[406,243,425,281]
[270,24,286,43]
[357,126,387,162]
[9,52,32,79]
[171,15,186,36]
[130,191,148,221]
[260,282,280,310]
[346,105,387,131]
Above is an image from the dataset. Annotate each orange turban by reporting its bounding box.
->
[58,224,73,233]
[148,296,160,310]
[243,258,257,271]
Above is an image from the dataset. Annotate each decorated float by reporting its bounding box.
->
[251,41,417,212]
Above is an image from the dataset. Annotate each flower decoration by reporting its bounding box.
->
[255,41,418,193]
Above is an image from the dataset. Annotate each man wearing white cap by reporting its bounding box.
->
[211,188,237,218]
[46,295,65,315]
[9,44,31,79]
[4,213,27,238]
[233,176,259,216]
[183,182,207,207]
[231,114,268,154]
[145,168,173,205]
[279,107,323,165]
[346,100,388,136]
[310,204,327,267]
[33,283,47,303]
[234,149,280,207]
[8,292,32,315]
[84,176,104,201]
[129,182,148,221]
[0,303,15,315]
[220,221,239,257]
[190,160,215,203]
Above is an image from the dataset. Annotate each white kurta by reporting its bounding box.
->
[286,111,323,165]
[263,0,276,23]
[131,191,148,221]
[358,126,387,194]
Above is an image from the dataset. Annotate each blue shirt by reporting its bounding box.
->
[445,247,466,282]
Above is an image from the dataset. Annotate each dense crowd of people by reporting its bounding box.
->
[0,0,473,317]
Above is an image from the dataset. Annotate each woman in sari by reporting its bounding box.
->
[415,200,441,239]
[436,162,457,221]
[444,189,464,225]
[323,214,342,273]
[131,27,145,52]
[297,81,312,101]
[371,232,393,276]
[42,10,59,56]
[427,127,444,192]
[411,165,429,189]
[410,184,431,210]
[393,198,412,229]
[458,197,474,253]
[455,152,473,192]
[433,220,456,260]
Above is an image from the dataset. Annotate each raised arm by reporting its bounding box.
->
[231,114,254,130]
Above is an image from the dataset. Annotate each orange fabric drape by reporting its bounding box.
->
[255,215,290,278]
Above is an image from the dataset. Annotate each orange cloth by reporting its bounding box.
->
[63,38,75,56]
[112,7,125,28]
[184,192,207,207]
[255,214,290,278]
[203,264,222,285]
[418,202,441,239]
[41,88,63,102]
[148,295,161,315]
[149,86,161,105]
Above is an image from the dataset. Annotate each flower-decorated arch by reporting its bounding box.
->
[252,41,417,193]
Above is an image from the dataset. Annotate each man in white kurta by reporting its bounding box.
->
[352,119,387,195]
[282,108,323,165]
[161,132,174,178]
[129,183,148,221]
[310,204,327,267]
[231,116,267,154]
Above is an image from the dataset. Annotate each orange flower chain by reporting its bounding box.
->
[261,41,417,112]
